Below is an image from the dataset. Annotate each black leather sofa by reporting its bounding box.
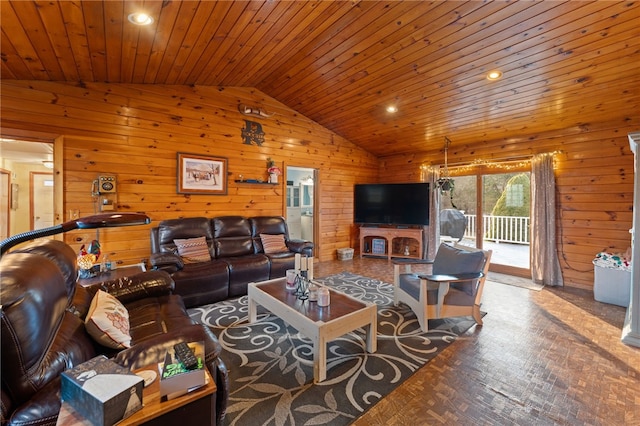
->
[0,240,229,426]
[150,216,314,308]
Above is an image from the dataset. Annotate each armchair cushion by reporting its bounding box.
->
[398,274,439,303]
[432,243,485,275]
[85,290,132,349]
[432,243,485,297]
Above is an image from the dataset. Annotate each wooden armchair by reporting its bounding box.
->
[393,243,492,332]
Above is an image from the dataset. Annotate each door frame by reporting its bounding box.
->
[284,166,319,255]
[0,128,64,231]
[451,163,532,277]
[0,168,10,240]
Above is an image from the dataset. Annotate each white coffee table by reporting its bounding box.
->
[247,278,377,383]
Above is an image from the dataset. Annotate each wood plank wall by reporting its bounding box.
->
[0,81,379,265]
[380,120,640,289]
[2,80,639,289]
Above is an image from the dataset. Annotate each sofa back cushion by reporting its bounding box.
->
[213,216,254,257]
[1,240,96,407]
[156,217,215,258]
[250,216,289,253]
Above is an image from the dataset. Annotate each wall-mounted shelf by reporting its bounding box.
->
[234,180,278,185]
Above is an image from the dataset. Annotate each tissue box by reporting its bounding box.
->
[61,355,143,426]
[336,248,354,260]
[159,341,206,400]
[594,265,631,307]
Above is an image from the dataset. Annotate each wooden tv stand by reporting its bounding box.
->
[359,226,423,260]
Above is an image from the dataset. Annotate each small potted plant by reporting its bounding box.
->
[436,177,454,194]
[266,158,282,183]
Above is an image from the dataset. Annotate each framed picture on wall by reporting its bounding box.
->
[177,153,228,195]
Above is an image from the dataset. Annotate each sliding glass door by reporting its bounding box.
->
[440,166,531,276]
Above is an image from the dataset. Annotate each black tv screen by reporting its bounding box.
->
[354,183,430,226]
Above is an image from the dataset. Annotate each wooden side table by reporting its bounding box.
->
[77,263,146,287]
[57,366,216,426]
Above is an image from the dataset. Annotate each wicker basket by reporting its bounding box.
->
[336,248,354,261]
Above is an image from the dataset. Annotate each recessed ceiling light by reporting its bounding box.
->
[486,70,503,81]
[128,12,154,26]
[386,105,398,113]
[42,161,54,169]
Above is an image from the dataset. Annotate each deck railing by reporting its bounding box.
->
[463,214,530,244]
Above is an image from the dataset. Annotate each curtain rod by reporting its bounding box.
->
[426,150,563,169]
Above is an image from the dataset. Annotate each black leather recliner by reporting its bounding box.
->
[0,240,229,426]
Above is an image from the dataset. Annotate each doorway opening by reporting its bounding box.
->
[285,166,317,247]
[441,166,531,276]
[0,136,56,241]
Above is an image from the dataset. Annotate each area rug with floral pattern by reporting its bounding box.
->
[188,272,479,426]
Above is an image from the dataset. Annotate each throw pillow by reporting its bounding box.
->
[260,233,288,254]
[85,290,132,349]
[174,236,212,263]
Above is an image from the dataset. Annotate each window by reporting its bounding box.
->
[287,186,300,207]
[506,184,524,207]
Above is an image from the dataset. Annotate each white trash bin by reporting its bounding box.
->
[593,265,631,307]
[592,251,631,307]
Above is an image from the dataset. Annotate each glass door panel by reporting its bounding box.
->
[482,172,530,273]
[439,175,477,243]
[439,169,531,275]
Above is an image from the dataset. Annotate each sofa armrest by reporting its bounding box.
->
[287,239,314,256]
[94,270,176,304]
[150,252,183,273]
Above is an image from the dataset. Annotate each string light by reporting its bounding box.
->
[420,150,562,174]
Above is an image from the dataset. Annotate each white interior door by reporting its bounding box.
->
[31,172,54,230]
[0,170,9,240]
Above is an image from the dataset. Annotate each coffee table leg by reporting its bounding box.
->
[366,308,377,353]
[248,296,257,323]
[313,336,327,383]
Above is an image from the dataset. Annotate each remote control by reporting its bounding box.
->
[173,342,199,370]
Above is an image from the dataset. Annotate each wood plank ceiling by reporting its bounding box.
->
[1,1,639,158]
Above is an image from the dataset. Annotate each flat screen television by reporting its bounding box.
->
[354,183,430,226]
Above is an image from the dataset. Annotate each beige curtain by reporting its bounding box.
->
[421,167,440,260]
[531,153,563,286]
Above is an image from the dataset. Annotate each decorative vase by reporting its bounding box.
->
[269,173,278,183]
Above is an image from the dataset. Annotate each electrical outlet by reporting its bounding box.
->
[69,209,79,219]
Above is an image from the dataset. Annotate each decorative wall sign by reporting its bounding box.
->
[241,120,265,146]
[238,104,274,118]
[177,153,228,195]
